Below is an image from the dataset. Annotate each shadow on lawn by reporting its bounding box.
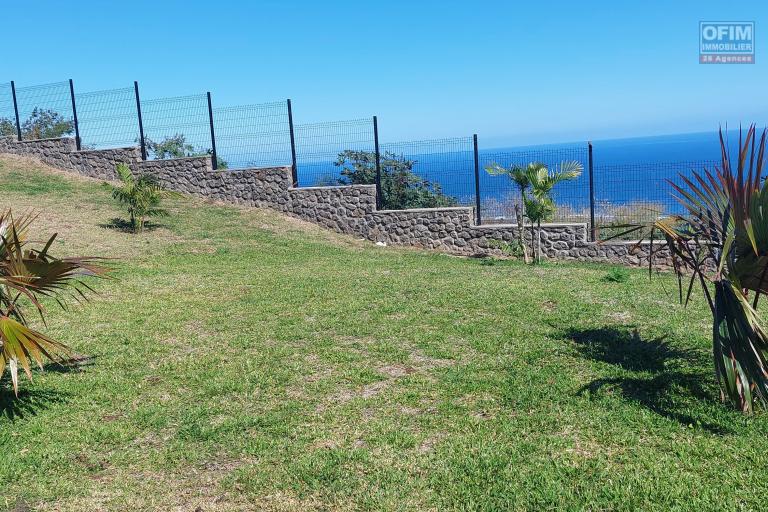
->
[565,327,699,373]
[100,217,162,233]
[562,326,732,434]
[42,355,96,374]
[0,387,68,421]
[0,357,90,420]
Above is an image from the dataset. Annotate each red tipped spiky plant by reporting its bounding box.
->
[0,210,107,394]
[626,125,768,412]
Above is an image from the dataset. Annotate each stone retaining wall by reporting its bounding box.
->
[70,147,141,180]
[0,137,76,169]
[0,137,141,180]
[0,136,671,268]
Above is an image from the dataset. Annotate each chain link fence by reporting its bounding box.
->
[592,160,719,240]
[0,83,17,137]
[479,144,590,224]
[379,137,475,210]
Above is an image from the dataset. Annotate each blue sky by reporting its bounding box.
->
[3,0,766,147]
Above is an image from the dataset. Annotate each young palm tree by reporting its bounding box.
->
[0,210,107,394]
[634,126,768,413]
[107,163,169,233]
[486,163,531,263]
[525,161,583,263]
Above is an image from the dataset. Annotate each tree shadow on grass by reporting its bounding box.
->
[42,355,96,374]
[565,327,700,373]
[561,326,733,434]
[0,357,90,420]
[100,217,162,233]
[0,387,69,421]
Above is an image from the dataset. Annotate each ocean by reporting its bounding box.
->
[475,130,732,221]
[293,129,755,222]
[303,129,755,223]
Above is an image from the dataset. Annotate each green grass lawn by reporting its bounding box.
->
[1,155,767,511]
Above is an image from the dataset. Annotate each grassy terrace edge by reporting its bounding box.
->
[0,136,671,268]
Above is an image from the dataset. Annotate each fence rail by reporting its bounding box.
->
[0,78,727,238]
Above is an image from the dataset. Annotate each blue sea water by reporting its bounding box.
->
[304,129,756,221]
[475,131,731,219]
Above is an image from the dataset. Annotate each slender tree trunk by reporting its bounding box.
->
[515,203,529,264]
[529,222,536,264]
[537,220,542,264]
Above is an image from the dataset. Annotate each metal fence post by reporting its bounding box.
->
[588,141,596,241]
[206,92,218,170]
[373,116,382,209]
[10,81,21,141]
[473,134,482,225]
[287,99,298,187]
[68,79,81,150]
[134,81,147,160]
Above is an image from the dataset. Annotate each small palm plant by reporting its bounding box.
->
[624,125,768,413]
[107,163,170,233]
[0,210,107,394]
[524,161,583,263]
[485,163,531,263]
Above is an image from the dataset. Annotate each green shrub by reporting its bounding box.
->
[144,134,228,169]
[602,266,630,283]
[334,150,457,210]
[488,239,525,258]
[0,108,74,140]
[105,163,172,233]
[632,125,768,413]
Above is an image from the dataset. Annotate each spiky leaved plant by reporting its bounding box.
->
[0,210,107,394]
[107,163,169,233]
[633,125,768,413]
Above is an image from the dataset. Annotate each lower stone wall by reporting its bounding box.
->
[0,137,141,181]
[0,137,77,169]
[0,136,670,268]
[572,239,673,268]
[70,147,141,180]
[289,185,377,235]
